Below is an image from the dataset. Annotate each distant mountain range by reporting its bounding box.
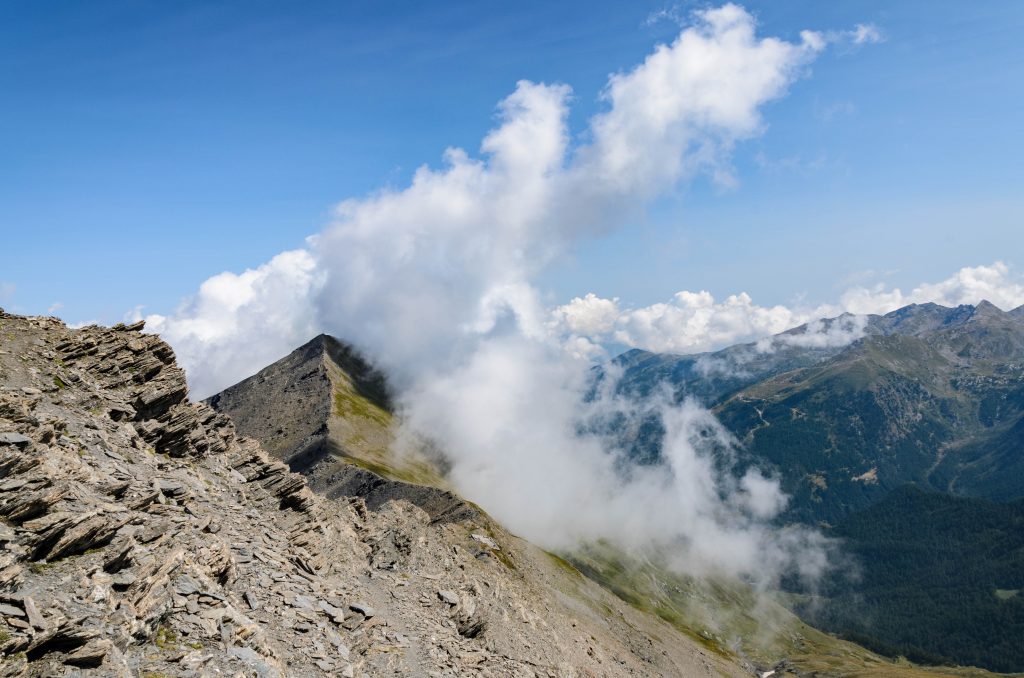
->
[614,300,1024,672]
[616,300,1024,523]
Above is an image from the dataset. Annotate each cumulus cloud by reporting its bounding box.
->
[617,291,801,354]
[554,262,1024,358]
[839,261,1024,315]
[582,4,823,192]
[147,5,852,587]
[147,250,325,392]
[159,3,828,398]
[551,288,851,356]
[552,293,621,336]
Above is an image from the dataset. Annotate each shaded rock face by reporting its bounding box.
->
[206,335,474,524]
[0,312,745,677]
[205,334,392,474]
[205,334,338,471]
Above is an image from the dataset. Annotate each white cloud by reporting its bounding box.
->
[123,305,146,324]
[644,4,687,28]
[553,263,1024,359]
[147,250,324,393]
[550,289,836,356]
[612,291,802,353]
[817,23,885,50]
[147,5,851,587]
[839,262,1024,315]
[851,23,884,45]
[159,4,829,399]
[552,293,621,336]
[581,3,824,194]
[774,314,868,349]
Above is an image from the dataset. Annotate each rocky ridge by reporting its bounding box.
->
[206,334,475,522]
[0,310,746,677]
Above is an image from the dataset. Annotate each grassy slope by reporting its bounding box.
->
[566,542,1019,678]
[325,357,447,488]
[714,333,1024,525]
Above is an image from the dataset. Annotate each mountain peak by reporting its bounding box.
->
[870,301,971,336]
[206,333,392,466]
[971,299,1004,317]
[207,333,461,519]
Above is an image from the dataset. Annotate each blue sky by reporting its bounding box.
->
[2,0,1023,325]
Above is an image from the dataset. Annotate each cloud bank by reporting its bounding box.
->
[554,262,1024,357]
[838,261,1024,315]
[148,5,879,586]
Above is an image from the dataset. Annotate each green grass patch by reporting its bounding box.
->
[340,453,440,487]
[333,383,391,427]
[153,625,178,650]
[545,551,583,580]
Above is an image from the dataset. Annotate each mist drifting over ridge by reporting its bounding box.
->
[140,5,1017,588]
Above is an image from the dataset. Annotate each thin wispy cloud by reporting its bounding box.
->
[814,99,857,122]
[644,3,689,28]
[851,23,885,45]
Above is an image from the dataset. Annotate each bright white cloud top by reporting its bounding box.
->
[553,262,1024,356]
[150,4,831,397]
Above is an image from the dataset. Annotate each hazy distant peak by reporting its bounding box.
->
[971,298,1004,316]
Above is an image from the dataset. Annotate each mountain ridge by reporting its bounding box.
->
[612,300,1024,672]
[615,300,1024,407]
[206,334,473,523]
[203,322,1024,677]
[0,309,766,677]
[613,300,1024,520]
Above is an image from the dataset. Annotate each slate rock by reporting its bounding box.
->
[0,432,31,447]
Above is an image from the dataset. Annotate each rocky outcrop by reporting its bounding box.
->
[0,311,748,677]
[206,334,478,524]
[0,315,364,676]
